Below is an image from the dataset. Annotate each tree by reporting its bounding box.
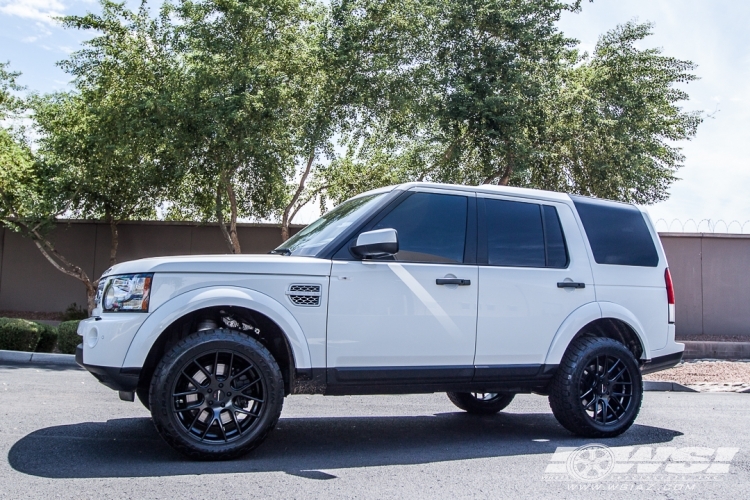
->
[337,0,581,189]
[277,0,433,239]
[1,1,185,313]
[526,21,702,203]
[164,0,321,252]
[0,63,35,230]
[324,6,700,206]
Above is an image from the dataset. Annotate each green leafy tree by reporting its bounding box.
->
[326,5,700,206]
[277,0,433,239]
[163,0,321,252]
[526,21,702,203]
[1,2,184,313]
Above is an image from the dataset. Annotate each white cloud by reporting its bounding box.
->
[0,0,66,25]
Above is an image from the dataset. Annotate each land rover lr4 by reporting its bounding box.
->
[76,182,683,460]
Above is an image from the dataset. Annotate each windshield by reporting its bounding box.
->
[274,193,386,257]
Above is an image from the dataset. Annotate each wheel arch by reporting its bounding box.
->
[123,286,312,395]
[545,302,649,366]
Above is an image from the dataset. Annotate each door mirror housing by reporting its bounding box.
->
[351,228,399,258]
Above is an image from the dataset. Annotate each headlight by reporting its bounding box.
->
[95,279,106,307]
[102,274,154,312]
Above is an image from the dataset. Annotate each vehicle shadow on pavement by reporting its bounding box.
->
[8,412,682,479]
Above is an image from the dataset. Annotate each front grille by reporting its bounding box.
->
[287,284,322,307]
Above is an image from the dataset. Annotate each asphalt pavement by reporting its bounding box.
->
[1,363,749,499]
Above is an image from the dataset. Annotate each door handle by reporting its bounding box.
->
[436,278,471,286]
[557,281,585,289]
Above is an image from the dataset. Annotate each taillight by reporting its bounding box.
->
[665,268,675,324]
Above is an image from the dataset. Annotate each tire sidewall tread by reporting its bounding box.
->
[149,328,284,460]
[548,336,643,438]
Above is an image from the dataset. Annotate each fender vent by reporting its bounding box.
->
[287,284,322,307]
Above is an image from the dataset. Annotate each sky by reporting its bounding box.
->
[2,0,749,231]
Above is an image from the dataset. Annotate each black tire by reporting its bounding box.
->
[149,328,284,460]
[136,386,150,410]
[548,336,643,438]
[447,391,515,415]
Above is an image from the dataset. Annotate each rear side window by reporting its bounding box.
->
[483,198,568,268]
[572,196,659,267]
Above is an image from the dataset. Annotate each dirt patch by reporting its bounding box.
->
[644,360,750,392]
[677,334,750,342]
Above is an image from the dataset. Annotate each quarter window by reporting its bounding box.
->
[572,196,659,267]
[372,192,468,263]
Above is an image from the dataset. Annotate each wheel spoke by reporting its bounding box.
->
[585,397,597,411]
[217,413,228,442]
[229,409,243,436]
[200,415,216,441]
[241,393,264,403]
[606,359,621,376]
[212,352,219,378]
[237,376,262,392]
[611,366,629,383]
[174,389,200,397]
[602,400,612,423]
[235,408,260,418]
[610,396,627,414]
[193,361,212,381]
[187,410,203,433]
[580,388,594,400]
[175,399,203,412]
[182,370,204,389]
[228,366,253,385]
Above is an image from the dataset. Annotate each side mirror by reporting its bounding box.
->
[351,228,399,258]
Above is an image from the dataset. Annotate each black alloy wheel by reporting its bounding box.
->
[447,391,515,414]
[171,350,265,443]
[578,354,634,425]
[150,329,284,460]
[549,336,643,438]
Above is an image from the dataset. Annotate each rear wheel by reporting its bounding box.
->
[149,329,284,460]
[447,392,515,415]
[548,336,642,438]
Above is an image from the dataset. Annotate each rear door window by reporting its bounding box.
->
[482,198,568,268]
[572,196,659,267]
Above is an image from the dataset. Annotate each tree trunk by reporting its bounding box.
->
[216,176,241,254]
[24,226,97,315]
[282,149,316,242]
[108,217,119,266]
[483,149,515,185]
[225,179,241,254]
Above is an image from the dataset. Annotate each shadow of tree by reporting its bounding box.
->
[8,411,682,479]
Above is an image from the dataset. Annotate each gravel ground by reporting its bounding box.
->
[677,335,750,342]
[644,360,750,392]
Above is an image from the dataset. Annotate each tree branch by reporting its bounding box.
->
[281,148,316,241]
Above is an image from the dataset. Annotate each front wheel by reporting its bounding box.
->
[447,392,515,415]
[149,329,284,460]
[548,336,643,438]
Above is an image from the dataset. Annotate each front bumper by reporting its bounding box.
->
[76,344,141,392]
[640,350,683,375]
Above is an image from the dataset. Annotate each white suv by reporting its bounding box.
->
[76,182,683,460]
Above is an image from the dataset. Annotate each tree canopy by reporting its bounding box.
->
[1,0,703,309]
